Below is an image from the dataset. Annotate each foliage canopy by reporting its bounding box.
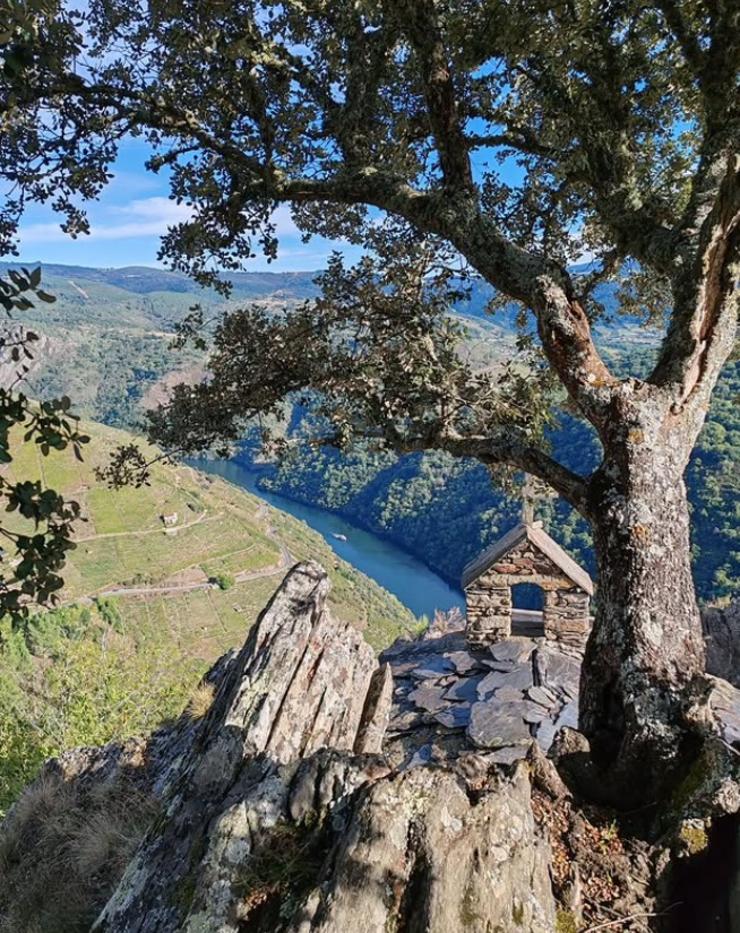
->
[1,0,736,515]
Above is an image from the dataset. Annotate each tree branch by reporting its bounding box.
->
[655,0,706,77]
[650,151,740,405]
[393,0,473,189]
[389,427,589,515]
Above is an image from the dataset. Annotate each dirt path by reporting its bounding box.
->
[92,507,293,601]
[76,509,212,542]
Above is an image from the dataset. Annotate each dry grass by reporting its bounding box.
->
[0,767,159,933]
[185,681,216,720]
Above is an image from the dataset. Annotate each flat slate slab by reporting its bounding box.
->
[384,631,584,762]
[407,744,433,768]
[534,718,558,752]
[553,701,579,732]
[494,685,525,703]
[444,650,483,675]
[536,647,580,688]
[710,680,740,746]
[527,685,559,709]
[444,676,483,703]
[491,639,535,664]
[488,745,529,765]
[411,659,456,679]
[435,706,471,729]
[477,665,534,697]
[407,684,450,713]
[468,700,533,749]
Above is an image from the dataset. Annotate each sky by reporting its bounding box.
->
[11,119,531,274]
[12,136,365,272]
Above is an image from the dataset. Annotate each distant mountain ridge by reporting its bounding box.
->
[0,261,320,300]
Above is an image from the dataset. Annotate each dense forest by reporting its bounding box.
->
[244,348,740,604]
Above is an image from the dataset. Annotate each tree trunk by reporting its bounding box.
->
[580,403,707,803]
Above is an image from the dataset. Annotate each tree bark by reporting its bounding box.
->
[579,394,707,802]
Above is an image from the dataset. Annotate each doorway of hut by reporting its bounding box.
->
[511,582,545,637]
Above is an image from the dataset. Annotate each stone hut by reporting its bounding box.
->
[462,521,593,650]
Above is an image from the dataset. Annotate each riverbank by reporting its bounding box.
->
[192,458,465,620]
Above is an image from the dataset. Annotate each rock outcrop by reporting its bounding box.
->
[3,567,740,933]
[704,600,740,688]
[90,562,558,932]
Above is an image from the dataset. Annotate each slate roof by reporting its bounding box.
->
[461,522,594,595]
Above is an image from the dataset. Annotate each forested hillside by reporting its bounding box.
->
[243,347,739,604]
[0,262,317,427]
[4,262,739,603]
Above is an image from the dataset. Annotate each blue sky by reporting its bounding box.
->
[13,136,364,272]
[12,128,533,273]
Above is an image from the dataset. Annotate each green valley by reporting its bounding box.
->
[2,260,738,606]
[0,419,416,814]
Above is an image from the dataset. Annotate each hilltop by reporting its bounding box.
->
[0,420,416,813]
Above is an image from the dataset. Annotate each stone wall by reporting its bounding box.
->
[543,590,591,649]
[465,584,512,647]
[464,539,591,649]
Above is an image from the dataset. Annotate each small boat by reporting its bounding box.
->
[332,533,348,542]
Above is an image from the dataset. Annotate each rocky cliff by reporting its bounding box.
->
[2,564,740,932]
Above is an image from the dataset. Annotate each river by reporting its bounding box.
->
[194,459,465,620]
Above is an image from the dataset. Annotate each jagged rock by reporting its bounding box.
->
[7,564,740,933]
[704,601,740,687]
[91,562,559,932]
[94,562,383,932]
[286,765,556,933]
[354,663,394,755]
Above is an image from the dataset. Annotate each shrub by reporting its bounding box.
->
[212,573,235,591]
[0,769,159,933]
[94,597,123,632]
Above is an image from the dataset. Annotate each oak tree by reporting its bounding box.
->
[2,0,739,798]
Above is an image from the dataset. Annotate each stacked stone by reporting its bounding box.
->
[543,589,591,650]
[463,531,592,651]
[492,541,560,578]
[465,584,512,646]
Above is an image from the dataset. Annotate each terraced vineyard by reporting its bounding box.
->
[6,421,414,648]
[0,421,416,812]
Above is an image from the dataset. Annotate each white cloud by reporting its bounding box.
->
[19,196,193,244]
[270,204,303,237]
[17,197,350,267]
